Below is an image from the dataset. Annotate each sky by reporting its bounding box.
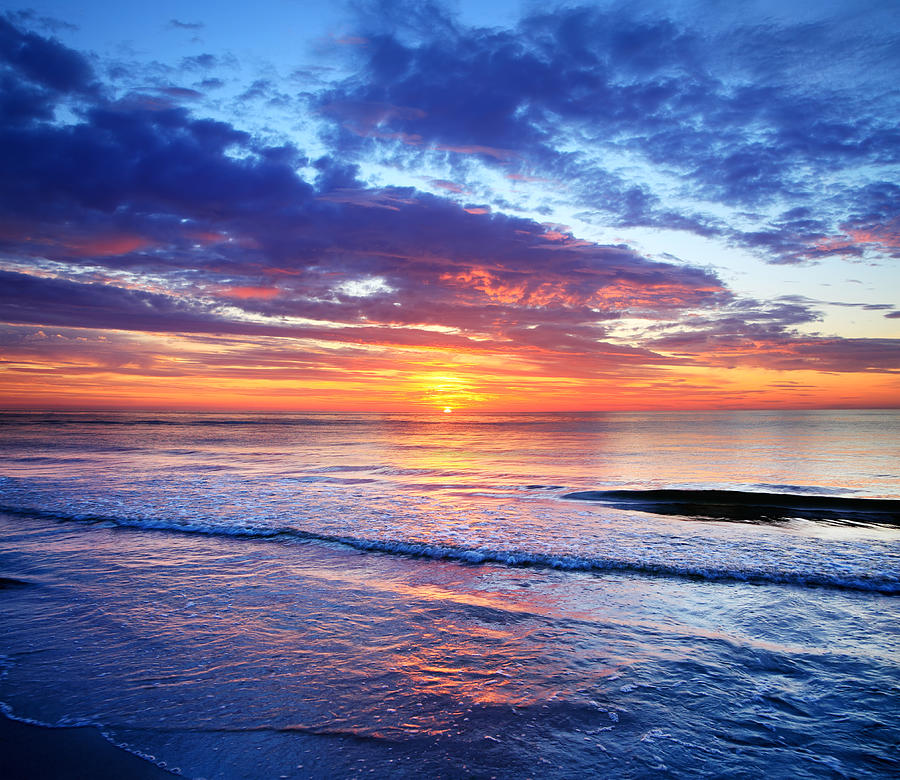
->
[0,0,898,411]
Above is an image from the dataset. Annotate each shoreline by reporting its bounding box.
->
[0,711,175,780]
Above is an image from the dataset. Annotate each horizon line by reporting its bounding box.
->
[1,406,898,414]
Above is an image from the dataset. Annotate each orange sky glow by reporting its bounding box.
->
[1,8,898,412]
[2,327,897,412]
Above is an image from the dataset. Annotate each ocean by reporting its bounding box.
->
[0,410,898,778]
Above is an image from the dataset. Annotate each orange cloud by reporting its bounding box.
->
[3,333,897,413]
[813,224,900,254]
[845,226,900,249]
[187,230,228,244]
[219,286,281,300]
[440,268,577,306]
[65,234,152,256]
[440,267,723,310]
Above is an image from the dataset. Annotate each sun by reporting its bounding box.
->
[443,407,453,414]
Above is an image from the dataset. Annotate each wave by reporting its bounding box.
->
[0,704,178,777]
[562,489,900,524]
[0,576,31,589]
[2,505,898,595]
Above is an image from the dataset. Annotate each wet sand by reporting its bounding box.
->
[0,713,174,780]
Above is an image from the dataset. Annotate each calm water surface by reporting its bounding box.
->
[1,410,898,778]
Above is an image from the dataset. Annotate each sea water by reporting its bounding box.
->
[0,410,898,778]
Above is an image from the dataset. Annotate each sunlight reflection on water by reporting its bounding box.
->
[1,410,899,777]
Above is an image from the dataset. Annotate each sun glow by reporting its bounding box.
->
[443,407,452,414]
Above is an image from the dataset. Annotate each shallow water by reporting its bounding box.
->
[1,410,899,777]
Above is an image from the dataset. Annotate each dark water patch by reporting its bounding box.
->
[159,449,204,456]
[0,576,31,589]
[277,724,401,743]
[562,489,900,524]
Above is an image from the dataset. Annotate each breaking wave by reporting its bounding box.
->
[2,504,898,595]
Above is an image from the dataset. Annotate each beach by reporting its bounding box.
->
[1,410,899,778]
[3,2,900,776]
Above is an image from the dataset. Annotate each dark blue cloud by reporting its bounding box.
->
[0,15,723,297]
[0,15,95,94]
[317,2,900,264]
[181,54,218,70]
[0,106,303,218]
[0,14,99,124]
[168,19,204,31]
[0,13,896,379]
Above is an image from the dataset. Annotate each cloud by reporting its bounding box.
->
[6,10,77,35]
[0,15,95,94]
[168,19,204,31]
[0,14,99,125]
[181,53,219,70]
[316,2,900,265]
[0,12,897,408]
[648,300,900,373]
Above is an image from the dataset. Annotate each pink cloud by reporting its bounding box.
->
[65,234,152,257]
[218,286,282,300]
[430,179,466,193]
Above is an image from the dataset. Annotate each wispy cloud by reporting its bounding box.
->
[316,3,900,266]
[168,19,204,31]
[0,9,897,410]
